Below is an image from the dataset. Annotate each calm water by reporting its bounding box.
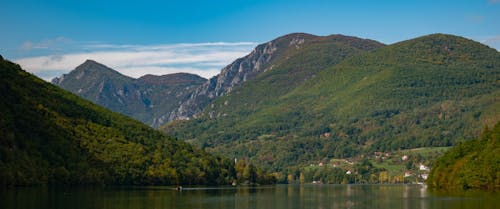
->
[1,184,498,209]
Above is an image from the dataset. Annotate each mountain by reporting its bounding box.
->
[0,57,271,186]
[53,33,383,127]
[166,33,385,121]
[428,121,500,191]
[52,60,206,127]
[162,34,500,171]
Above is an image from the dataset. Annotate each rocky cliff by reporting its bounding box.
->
[165,33,323,121]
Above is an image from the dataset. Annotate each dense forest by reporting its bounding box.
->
[0,57,274,186]
[428,121,500,191]
[163,34,500,172]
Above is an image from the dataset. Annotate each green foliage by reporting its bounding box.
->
[162,34,500,172]
[234,159,276,185]
[0,58,273,186]
[428,122,500,191]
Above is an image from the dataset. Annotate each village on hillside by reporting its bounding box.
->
[293,147,448,184]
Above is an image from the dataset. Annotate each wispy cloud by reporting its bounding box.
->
[466,15,485,23]
[21,37,73,51]
[15,41,257,81]
[481,35,500,51]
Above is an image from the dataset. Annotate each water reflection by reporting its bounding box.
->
[1,185,498,209]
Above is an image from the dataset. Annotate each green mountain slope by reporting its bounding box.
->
[162,34,500,171]
[167,33,383,121]
[428,121,500,191]
[204,34,384,119]
[163,34,384,137]
[0,57,243,186]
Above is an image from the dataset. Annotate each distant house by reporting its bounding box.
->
[404,171,412,177]
[319,162,324,167]
[401,155,408,161]
[312,180,322,184]
[346,170,352,175]
[420,173,429,180]
[419,164,430,171]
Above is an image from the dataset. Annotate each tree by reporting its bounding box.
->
[379,171,389,184]
[287,174,294,184]
[243,163,257,184]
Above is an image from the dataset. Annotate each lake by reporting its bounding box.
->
[1,184,498,209]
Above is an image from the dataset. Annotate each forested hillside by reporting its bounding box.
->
[163,34,500,171]
[167,33,384,121]
[0,57,273,186]
[428,121,500,191]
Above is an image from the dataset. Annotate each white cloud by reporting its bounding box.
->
[473,35,500,51]
[21,37,73,51]
[15,42,257,81]
[482,35,500,51]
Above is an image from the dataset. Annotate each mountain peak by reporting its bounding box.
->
[52,60,130,85]
[385,33,499,63]
[396,33,489,49]
[74,59,119,74]
[78,59,106,68]
[82,59,99,64]
[137,73,207,86]
[275,32,317,41]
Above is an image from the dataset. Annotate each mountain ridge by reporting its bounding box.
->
[138,73,206,86]
[54,33,384,127]
[52,61,206,127]
[165,33,385,121]
[162,33,500,171]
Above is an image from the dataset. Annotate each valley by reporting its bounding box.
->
[3,33,499,190]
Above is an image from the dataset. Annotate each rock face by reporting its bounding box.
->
[166,33,321,121]
[52,60,206,127]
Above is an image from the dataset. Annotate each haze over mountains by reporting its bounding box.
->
[52,33,499,172]
[52,60,206,127]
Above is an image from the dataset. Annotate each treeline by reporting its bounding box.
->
[0,57,275,186]
[276,159,420,185]
[427,121,500,191]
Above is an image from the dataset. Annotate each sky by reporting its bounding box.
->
[1,0,499,81]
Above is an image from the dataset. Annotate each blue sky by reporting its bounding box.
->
[1,0,499,80]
